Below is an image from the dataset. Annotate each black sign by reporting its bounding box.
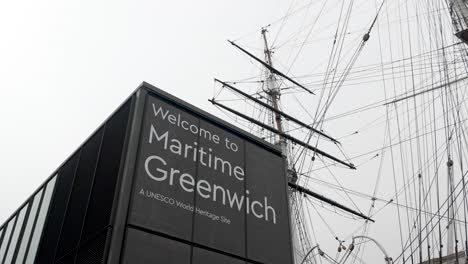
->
[128,94,293,264]
[122,228,191,264]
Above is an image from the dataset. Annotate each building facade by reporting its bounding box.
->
[0,83,294,264]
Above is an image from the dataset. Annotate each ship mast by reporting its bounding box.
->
[260,28,311,264]
[261,28,289,165]
[213,26,373,264]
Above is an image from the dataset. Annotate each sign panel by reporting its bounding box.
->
[122,228,191,264]
[192,120,246,256]
[129,97,198,240]
[192,247,245,264]
[128,93,293,264]
[245,141,293,264]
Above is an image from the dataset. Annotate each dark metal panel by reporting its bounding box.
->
[245,141,293,264]
[456,29,468,45]
[76,228,111,264]
[82,99,132,242]
[128,95,198,240]
[192,120,246,257]
[106,93,142,264]
[121,228,191,264]
[56,127,105,260]
[192,247,246,264]
[55,251,76,264]
[35,152,80,264]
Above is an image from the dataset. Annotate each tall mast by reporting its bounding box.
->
[261,28,305,264]
[261,28,288,157]
[215,28,371,264]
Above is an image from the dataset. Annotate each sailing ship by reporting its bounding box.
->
[210,0,468,263]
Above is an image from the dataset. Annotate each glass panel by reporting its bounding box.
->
[4,205,27,264]
[0,228,4,250]
[0,218,16,262]
[15,188,44,264]
[25,176,56,264]
[35,155,78,264]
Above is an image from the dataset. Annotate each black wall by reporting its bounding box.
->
[17,97,133,264]
[125,91,293,264]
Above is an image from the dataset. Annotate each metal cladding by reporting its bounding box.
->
[127,92,293,264]
[0,82,294,264]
